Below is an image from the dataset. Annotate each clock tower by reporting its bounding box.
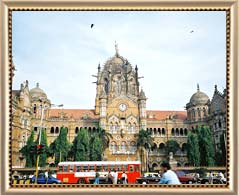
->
[94,43,147,161]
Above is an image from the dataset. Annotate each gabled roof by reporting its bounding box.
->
[49,109,99,119]
[146,110,187,122]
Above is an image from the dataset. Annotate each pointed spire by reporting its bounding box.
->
[197,83,200,91]
[115,41,119,57]
[98,62,101,70]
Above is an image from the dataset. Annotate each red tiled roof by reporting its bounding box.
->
[49,109,187,121]
[49,109,99,119]
[146,110,187,121]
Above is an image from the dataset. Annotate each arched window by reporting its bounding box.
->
[104,78,109,94]
[197,108,201,119]
[151,143,157,153]
[219,120,222,128]
[34,126,38,132]
[33,104,37,114]
[50,127,54,134]
[176,128,179,136]
[182,143,187,153]
[158,128,161,136]
[110,142,117,153]
[115,123,119,131]
[55,127,59,134]
[121,141,126,152]
[154,128,157,136]
[184,128,188,136]
[180,128,184,136]
[132,123,136,132]
[192,109,196,118]
[110,122,113,132]
[88,127,92,134]
[171,128,175,136]
[159,143,165,153]
[162,128,165,136]
[75,127,79,134]
[203,107,207,117]
[130,141,137,152]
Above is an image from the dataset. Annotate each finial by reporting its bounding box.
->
[36,83,39,88]
[20,83,24,90]
[197,83,200,91]
[115,41,119,57]
[215,84,217,91]
[98,62,101,70]
[135,65,138,71]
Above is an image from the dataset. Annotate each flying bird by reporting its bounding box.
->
[190,30,194,33]
[91,24,94,28]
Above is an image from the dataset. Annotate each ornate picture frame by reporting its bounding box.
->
[0,0,238,195]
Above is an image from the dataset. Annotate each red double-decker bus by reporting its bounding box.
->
[57,161,141,184]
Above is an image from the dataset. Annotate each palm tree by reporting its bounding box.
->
[97,126,113,150]
[135,129,154,172]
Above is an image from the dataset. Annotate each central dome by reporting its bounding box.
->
[103,43,132,73]
[189,85,209,105]
[109,56,124,66]
[30,83,47,99]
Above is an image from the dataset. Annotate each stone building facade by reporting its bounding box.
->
[11,46,226,171]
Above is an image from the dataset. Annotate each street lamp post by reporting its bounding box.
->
[34,101,63,184]
[35,101,46,184]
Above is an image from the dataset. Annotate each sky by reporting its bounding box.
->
[12,11,226,110]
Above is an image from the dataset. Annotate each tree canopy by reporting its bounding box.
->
[187,132,200,166]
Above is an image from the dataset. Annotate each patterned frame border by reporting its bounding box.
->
[1,0,238,195]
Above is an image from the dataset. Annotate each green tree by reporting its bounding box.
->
[20,130,36,167]
[135,129,153,172]
[197,126,215,166]
[187,132,200,166]
[215,132,226,166]
[89,135,103,161]
[71,128,90,161]
[49,127,70,165]
[165,140,180,155]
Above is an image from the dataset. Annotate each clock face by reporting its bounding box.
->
[119,103,127,111]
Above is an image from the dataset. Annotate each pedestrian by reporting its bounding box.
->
[218,172,226,183]
[45,170,49,184]
[209,171,213,184]
[121,171,128,184]
[94,172,100,184]
[113,170,118,184]
[107,171,113,184]
[158,161,181,184]
[195,173,200,183]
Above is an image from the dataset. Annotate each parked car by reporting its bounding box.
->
[174,170,196,184]
[199,176,226,184]
[31,173,62,184]
[136,172,161,184]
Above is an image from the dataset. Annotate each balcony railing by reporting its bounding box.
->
[111,151,136,155]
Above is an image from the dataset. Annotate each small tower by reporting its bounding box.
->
[138,88,147,130]
[99,89,107,128]
[95,63,101,115]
